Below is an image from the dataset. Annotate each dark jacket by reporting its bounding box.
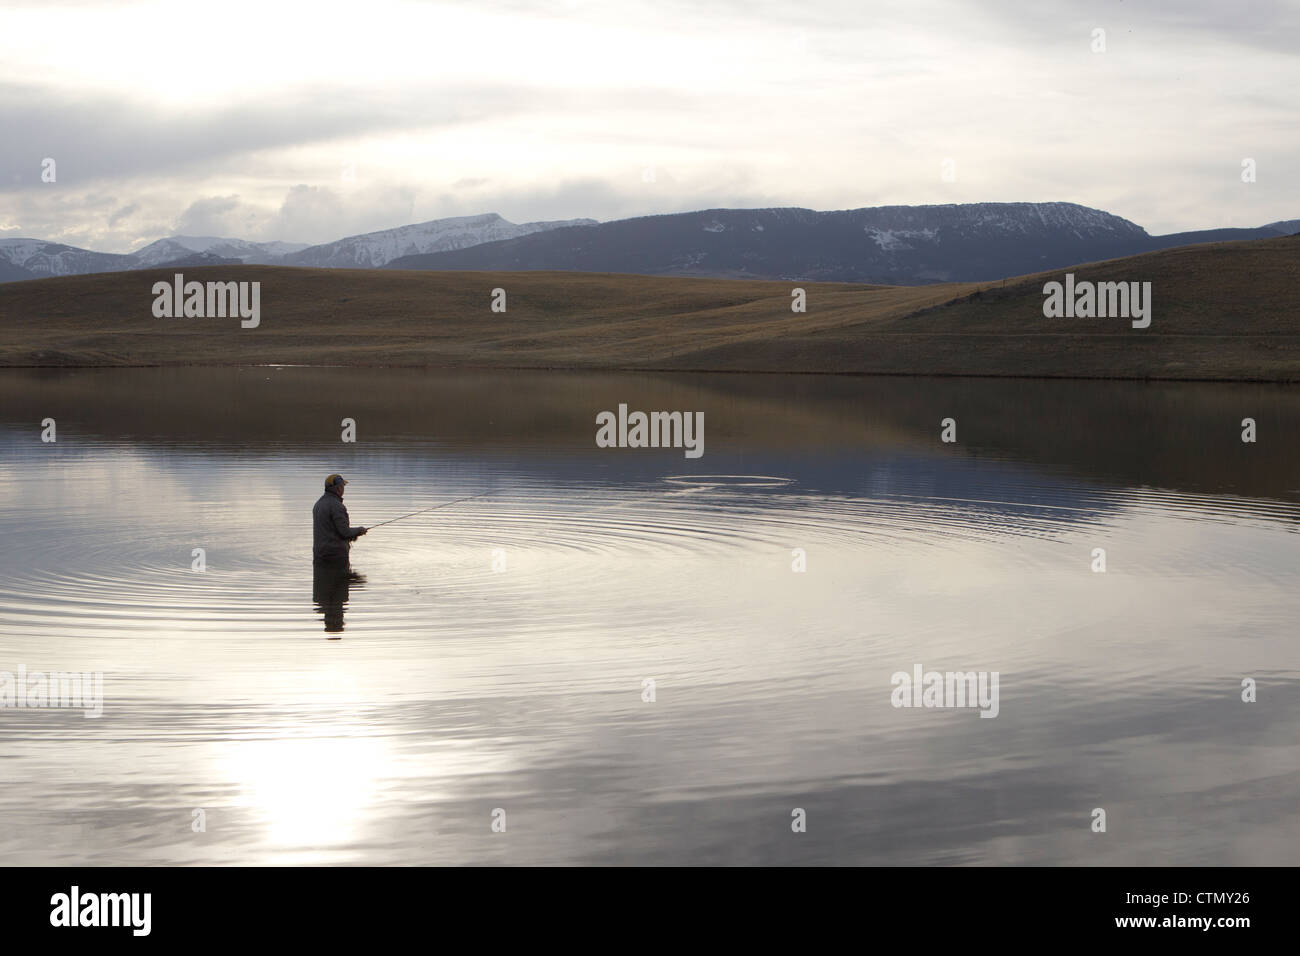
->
[313,491,363,560]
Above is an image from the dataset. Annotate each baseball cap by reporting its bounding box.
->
[325,473,349,488]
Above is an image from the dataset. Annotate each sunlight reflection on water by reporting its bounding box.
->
[0,368,1297,865]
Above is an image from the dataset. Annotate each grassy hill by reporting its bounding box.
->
[671,234,1300,379]
[1,235,1297,379]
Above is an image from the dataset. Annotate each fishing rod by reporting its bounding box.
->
[367,491,496,529]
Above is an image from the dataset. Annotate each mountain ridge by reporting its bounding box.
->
[0,212,595,281]
[2,203,1294,285]
[280,212,599,269]
[385,202,1293,284]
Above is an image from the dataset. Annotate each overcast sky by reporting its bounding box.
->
[1,0,1296,252]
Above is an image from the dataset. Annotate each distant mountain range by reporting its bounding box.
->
[279,213,597,268]
[387,204,1300,284]
[0,213,595,282]
[1,205,1294,285]
[129,236,311,267]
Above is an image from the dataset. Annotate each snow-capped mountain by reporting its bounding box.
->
[0,205,1293,285]
[0,239,138,278]
[280,213,598,269]
[0,214,594,281]
[386,202,1291,284]
[130,236,309,266]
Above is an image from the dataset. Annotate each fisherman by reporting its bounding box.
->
[313,474,368,562]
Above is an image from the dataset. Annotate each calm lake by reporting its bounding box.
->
[1,367,1297,865]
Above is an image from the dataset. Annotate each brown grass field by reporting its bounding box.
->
[1,234,1297,379]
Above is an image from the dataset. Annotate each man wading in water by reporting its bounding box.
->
[314,473,368,560]
[312,474,368,635]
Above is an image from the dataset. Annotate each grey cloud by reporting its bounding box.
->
[0,81,564,191]
[107,202,138,227]
[420,175,783,226]
[0,174,786,252]
[173,195,247,236]
[1,0,1294,246]
[267,184,419,244]
[953,0,1300,55]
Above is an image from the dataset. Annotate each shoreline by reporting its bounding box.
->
[2,360,1298,385]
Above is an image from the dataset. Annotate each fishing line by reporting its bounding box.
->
[367,491,496,529]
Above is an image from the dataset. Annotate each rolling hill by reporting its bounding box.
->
[0,234,1296,380]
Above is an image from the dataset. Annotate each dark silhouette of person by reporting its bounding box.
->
[313,473,367,560]
[312,473,368,637]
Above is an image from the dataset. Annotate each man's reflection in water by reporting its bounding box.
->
[313,558,366,637]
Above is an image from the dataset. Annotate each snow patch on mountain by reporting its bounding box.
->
[284,213,598,269]
[846,202,1147,240]
[0,238,136,277]
[865,227,939,251]
[131,236,309,266]
[0,239,52,266]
